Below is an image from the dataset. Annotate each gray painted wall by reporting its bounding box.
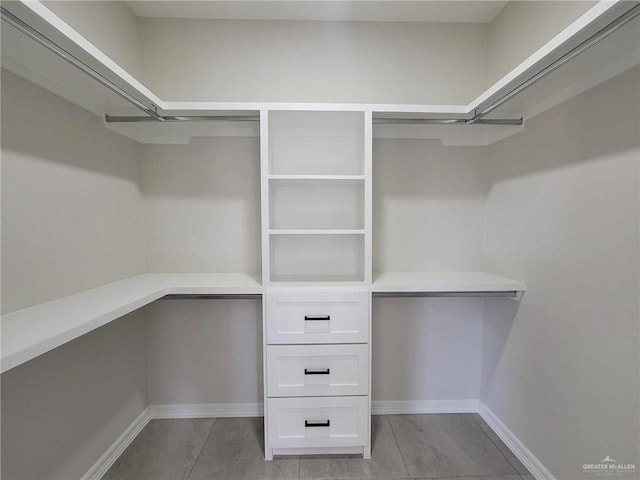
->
[38,1,598,104]
[146,299,263,405]
[42,0,142,80]
[139,18,488,104]
[487,1,597,85]
[1,71,148,480]
[482,66,640,479]
[1,69,145,314]
[1,311,148,480]
[142,138,261,274]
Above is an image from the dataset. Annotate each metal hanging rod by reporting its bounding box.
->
[466,1,640,124]
[162,294,262,300]
[105,114,260,123]
[373,117,523,126]
[372,291,519,298]
[0,6,163,120]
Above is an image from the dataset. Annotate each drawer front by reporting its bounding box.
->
[267,344,368,397]
[266,291,369,344]
[267,396,368,449]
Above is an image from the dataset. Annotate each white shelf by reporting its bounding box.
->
[269,175,365,181]
[270,274,366,284]
[0,273,263,374]
[269,229,366,235]
[372,271,525,294]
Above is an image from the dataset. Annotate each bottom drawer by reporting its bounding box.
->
[267,396,368,449]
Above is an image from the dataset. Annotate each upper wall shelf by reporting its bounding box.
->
[372,271,525,297]
[0,273,263,374]
[2,0,638,146]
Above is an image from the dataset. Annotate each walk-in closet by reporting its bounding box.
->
[1,1,638,479]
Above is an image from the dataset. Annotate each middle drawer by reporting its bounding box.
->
[267,344,369,397]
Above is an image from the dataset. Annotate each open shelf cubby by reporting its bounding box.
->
[269,233,365,283]
[269,178,365,230]
[268,111,365,176]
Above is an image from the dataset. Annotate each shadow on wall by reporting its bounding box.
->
[489,66,640,184]
[140,137,261,199]
[481,65,639,479]
[480,297,522,400]
[1,309,149,480]
[373,139,489,198]
[145,299,264,405]
[1,69,141,182]
[372,297,489,402]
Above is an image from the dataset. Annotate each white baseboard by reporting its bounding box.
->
[148,402,264,419]
[372,399,479,414]
[82,403,261,480]
[81,408,152,480]
[479,402,555,480]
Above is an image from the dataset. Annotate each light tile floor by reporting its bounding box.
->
[103,414,532,480]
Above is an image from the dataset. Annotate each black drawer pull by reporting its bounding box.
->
[304,368,330,375]
[305,420,330,428]
[304,315,330,321]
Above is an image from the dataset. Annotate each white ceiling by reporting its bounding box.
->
[126,1,509,24]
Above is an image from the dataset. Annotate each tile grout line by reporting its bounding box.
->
[469,414,524,477]
[384,415,412,479]
[185,418,220,480]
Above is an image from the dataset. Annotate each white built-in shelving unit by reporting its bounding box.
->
[264,110,371,285]
[262,109,373,458]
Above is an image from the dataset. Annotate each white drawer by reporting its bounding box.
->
[266,291,369,344]
[267,396,368,449]
[267,344,368,397]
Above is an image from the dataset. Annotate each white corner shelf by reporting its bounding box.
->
[0,273,263,374]
[372,271,525,294]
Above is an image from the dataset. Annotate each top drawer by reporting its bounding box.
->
[266,291,369,344]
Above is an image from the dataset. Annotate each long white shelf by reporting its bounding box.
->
[0,271,525,372]
[372,271,525,294]
[0,273,262,374]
